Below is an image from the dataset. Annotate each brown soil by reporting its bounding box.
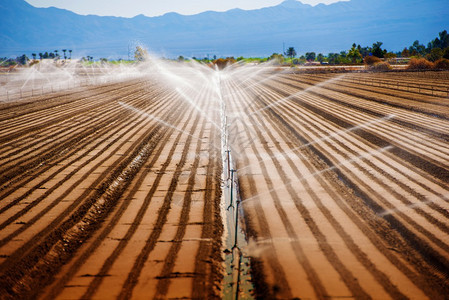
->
[223,71,449,299]
[0,71,448,299]
[0,78,223,299]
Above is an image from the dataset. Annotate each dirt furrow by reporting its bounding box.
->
[246,78,449,296]
[0,88,154,189]
[274,75,449,138]
[247,76,445,292]
[153,89,212,297]
[39,90,191,300]
[0,84,164,165]
[223,79,293,299]
[233,77,428,299]
[0,86,166,206]
[0,80,144,124]
[296,73,449,103]
[0,85,179,298]
[115,93,203,300]
[261,80,449,185]
[254,82,449,218]
[0,81,146,144]
[0,90,173,242]
[0,86,167,204]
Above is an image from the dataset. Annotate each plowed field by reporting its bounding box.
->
[0,68,448,299]
[224,70,449,299]
[0,77,223,299]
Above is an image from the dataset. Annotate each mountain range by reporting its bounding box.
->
[1,0,448,59]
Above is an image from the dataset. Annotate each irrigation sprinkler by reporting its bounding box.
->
[226,150,231,179]
[227,169,237,210]
[227,169,236,210]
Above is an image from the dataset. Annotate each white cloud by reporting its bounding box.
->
[25,0,346,17]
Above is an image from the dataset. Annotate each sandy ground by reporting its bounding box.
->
[223,71,449,299]
[0,70,448,299]
[0,78,223,299]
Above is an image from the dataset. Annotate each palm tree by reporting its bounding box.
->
[31,53,37,60]
[348,44,362,63]
[69,50,72,59]
[39,53,43,60]
[62,49,67,60]
[284,47,297,61]
[54,50,59,60]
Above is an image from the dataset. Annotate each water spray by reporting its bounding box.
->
[237,114,395,173]
[241,145,394,206]
[228,169,236,211]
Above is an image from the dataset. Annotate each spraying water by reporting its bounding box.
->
[2,53,392,299]
[240,145,394,206]
[237,114,396,173]
[378,194,449,217]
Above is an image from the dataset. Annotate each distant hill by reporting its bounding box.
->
[1,0,448,58]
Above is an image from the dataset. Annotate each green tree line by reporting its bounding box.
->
[269,30,449,65]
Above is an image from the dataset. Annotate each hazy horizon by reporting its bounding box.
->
[24,0,348,18]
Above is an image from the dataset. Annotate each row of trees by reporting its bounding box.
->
[31,49,73,61]
[0,49,76,67]
[271,30,449,65]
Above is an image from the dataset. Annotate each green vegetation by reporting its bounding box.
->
[284,47,297,60]
[2,30,448,71]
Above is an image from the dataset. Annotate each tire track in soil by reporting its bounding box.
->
[251,78,449,287]
[246,79,446,298]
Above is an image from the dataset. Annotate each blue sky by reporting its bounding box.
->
[25,0,346,17]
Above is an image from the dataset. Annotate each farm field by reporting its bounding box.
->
[0,66,449,299]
